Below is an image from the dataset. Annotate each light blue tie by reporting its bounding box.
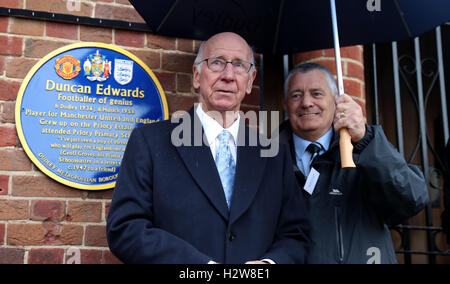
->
[215,130,236,210]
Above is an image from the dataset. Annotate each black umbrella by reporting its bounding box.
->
[130,0,449,55]
[129,0,450,168]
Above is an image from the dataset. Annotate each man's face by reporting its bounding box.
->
[284,70,336,141]
[193,33,256,113]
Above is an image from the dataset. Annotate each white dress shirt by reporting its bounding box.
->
[196,104,275,264]
[196,104,240,163]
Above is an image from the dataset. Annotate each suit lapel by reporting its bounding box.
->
[175,108,269,224]
[175,108,229,221]
[229,123,267,224]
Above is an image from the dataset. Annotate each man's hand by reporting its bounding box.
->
[333,94,366,142]
[245,260,270,264]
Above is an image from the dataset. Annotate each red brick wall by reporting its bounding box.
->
[0,0,261,264]
[292,46,366,116]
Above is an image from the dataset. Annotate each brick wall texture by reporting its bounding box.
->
[0,0,364,264]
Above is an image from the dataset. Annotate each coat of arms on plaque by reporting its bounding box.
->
[83,50,112,82]
[55,55,81,80]
[114,59,134,85]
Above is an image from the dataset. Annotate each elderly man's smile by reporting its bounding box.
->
[298,112,320,118]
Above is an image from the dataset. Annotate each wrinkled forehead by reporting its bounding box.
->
[204,33,252,60]
[289,70,332,92]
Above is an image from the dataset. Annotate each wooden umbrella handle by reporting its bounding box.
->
[339,128,356,168]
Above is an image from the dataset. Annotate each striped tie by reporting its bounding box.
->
[305,142,322,175]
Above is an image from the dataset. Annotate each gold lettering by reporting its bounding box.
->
[96,84,104,95]
[46,80,55,91]
[46,80,91,94]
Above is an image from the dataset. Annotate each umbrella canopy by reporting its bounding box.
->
[129,0,450,55]
[129,0,449,168]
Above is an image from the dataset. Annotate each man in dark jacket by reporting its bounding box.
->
[107,32,310,264]
[280,62,429,263]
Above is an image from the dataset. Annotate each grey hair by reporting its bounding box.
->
[284,62,338,99]
[194,40,256,76]
[194,41,207,74]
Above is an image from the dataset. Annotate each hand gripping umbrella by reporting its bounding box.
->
[129,0,450,168]
[330,0,355,168]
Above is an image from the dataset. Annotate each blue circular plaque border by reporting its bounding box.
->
[15,42,169,190]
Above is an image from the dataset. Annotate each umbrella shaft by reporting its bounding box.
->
[330,0,344,96]
[330,0,355,169]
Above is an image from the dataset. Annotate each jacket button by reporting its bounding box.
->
[228,232,235,241]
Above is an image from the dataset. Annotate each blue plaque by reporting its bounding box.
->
[16,43,169,190]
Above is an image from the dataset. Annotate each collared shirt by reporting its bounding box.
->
[293,127,333,176]
[197,104,275,265]
[196,104,240,163]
